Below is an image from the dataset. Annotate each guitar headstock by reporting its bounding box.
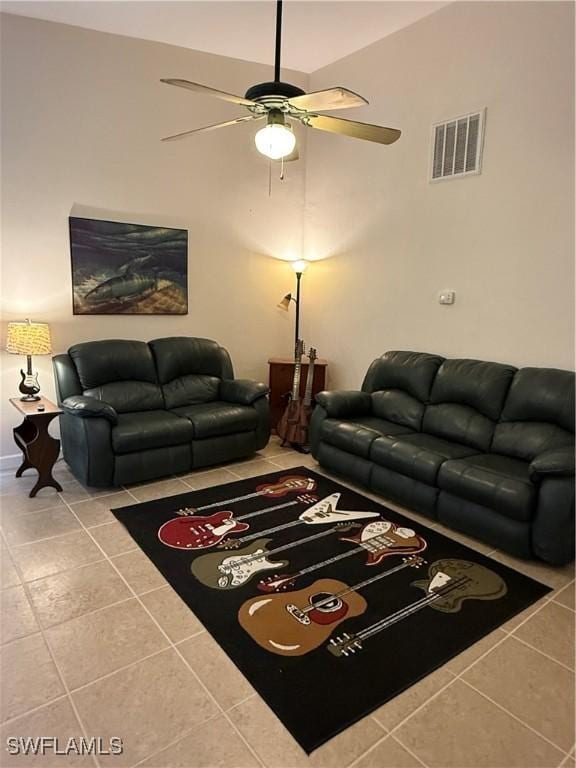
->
[403,555,426,569]
[308,347,318,363]
[256,476,317,497]
[294,339,305,361]
[334,522,362,532]
[297,493,319,505]
[176,507,196,517]
[218,538,242,550]
[327,632,363,658]
[257,573,295,593]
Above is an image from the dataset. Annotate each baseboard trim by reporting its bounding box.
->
[0,453,22,471]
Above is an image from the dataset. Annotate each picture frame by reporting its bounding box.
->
[69,217,188,315]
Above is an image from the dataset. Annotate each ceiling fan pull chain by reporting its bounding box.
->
[280,156,285,181]
[268,160,272,197]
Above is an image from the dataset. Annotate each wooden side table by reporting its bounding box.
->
[268,357,328,431]
[10,397,63,497]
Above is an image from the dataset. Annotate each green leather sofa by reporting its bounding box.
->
[310,351,575,565]
[53,337,270,487]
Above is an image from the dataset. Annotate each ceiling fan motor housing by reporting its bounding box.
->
[245,81,305,103]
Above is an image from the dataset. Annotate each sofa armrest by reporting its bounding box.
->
[529,447,575,483]
[314,390,372,419]
[220,379,269,405]
[62,395,118,425]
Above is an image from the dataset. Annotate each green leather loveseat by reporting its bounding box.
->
[309,351,575,565]
[53,337,270,487]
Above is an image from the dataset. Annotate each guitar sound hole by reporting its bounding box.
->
[310,592,342,613]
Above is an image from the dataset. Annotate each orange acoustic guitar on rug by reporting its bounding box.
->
[238,555,425,656]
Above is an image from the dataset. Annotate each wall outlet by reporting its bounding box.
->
[439,290,456,305]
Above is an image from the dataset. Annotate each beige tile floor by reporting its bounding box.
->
[0,437,574,768]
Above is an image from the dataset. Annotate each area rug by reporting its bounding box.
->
[113,467,550,753]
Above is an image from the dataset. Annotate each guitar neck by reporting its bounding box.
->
[227,526,347,567]
[357,576,469,643]
[195,488,267,512]
[360,593,440,642]
[296,544,365,576]
[292,360,302,401]
[237,518,303,544]
[303,360,315,406]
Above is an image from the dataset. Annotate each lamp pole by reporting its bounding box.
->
[294,270,302,350]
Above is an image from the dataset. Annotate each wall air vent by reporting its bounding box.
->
[430,110,485,182]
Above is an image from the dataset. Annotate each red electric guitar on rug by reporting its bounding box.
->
[159,491,379,551]
[158,474,317,550]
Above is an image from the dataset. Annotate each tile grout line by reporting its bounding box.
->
[458,677,571,756]
[2,537,101,768]
[59,493,267,768]
[508,633,575,673]
[0,693,70,729]
[129,710,224,768]
[127,687,258,767]
[3,461,573,766]
[389,733,428,768]
[352,592,571,768]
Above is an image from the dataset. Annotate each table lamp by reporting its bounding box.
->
[6,319,52,401]
[277,259,308,349]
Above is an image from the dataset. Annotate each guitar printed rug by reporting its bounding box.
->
[112,468,550,753]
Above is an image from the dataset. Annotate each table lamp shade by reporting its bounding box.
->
[6,321,52,356]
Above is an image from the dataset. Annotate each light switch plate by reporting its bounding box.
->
[439,290,456,305]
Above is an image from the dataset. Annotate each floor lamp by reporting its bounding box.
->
[277,260,308,351]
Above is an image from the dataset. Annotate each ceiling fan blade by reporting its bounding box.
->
[162,115,262,142]
[161,78,257,107]
[288,87,368,112]
[304,114,401,145]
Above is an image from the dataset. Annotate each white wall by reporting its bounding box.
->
[303,1,575,389]
[0,13,308,458]
[2,3,574,461]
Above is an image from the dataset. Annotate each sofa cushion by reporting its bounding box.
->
[320,417,414,459]
[69,340,164,413]
[422,358,517,451]
[438,454,536,522]
[370,433,476,485]
[112,411,193,454]
[362,351,445,401]
[371,390,424,431]
[173,401,258,438]
[150,337,233,409]
[492,368,575,461]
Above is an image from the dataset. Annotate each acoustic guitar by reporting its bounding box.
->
[238,555,424,656]
[277,339,307,446]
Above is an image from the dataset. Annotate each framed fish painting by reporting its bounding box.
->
[69,217,188,315]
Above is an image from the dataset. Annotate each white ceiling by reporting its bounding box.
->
[0,1,449,73]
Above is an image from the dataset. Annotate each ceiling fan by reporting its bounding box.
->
[160,0,401,160]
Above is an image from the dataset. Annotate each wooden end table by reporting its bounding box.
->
[10,397,63,497]
[268,356,328,431]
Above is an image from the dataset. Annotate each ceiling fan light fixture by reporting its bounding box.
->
[255,111,296,160]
